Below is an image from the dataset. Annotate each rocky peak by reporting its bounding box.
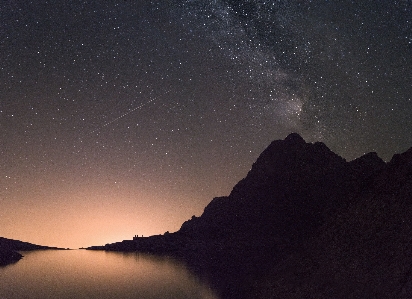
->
[230,133,346,197]
[284,132,306,144]
[388,147,412,169]
[349,152,386,173]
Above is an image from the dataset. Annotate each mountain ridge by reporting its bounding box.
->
[89,133,412,298]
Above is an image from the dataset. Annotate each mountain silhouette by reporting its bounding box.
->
[89,133,412,298]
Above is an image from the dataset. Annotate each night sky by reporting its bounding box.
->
[1,1,411,248]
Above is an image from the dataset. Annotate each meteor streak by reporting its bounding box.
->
[90,98,155,135]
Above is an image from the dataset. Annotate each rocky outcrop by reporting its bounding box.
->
[0,248,23,266]
[0,237,67,266]
[92,133,412,299]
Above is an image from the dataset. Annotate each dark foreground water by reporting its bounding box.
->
[0,250,219,299]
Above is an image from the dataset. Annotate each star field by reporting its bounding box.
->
[1,1,411,248]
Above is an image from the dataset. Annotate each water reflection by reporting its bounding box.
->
[0,250,219,299]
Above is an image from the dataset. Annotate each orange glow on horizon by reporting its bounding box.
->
[0,179,218,249]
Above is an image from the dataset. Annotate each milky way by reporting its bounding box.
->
[0,1,411,248]
[176,0,412,152]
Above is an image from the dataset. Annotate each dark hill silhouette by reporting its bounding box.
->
[88,133,412,298]
[0,248,22,266]
[0,237,67,266]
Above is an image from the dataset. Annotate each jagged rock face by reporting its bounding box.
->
[178,134,412,298]
[181,134,364,244]
[232,134,344,192]
[101,134,412,298]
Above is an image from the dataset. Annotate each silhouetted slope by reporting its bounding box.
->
[175,133,370,297]
[0,248,23,266]
[94,133,412,298]
[180,133,351,243]
[0,237,65,251]
[0,237,67,266]
[179,133,383,270]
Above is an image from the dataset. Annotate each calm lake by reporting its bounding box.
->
[0,250,220,299]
